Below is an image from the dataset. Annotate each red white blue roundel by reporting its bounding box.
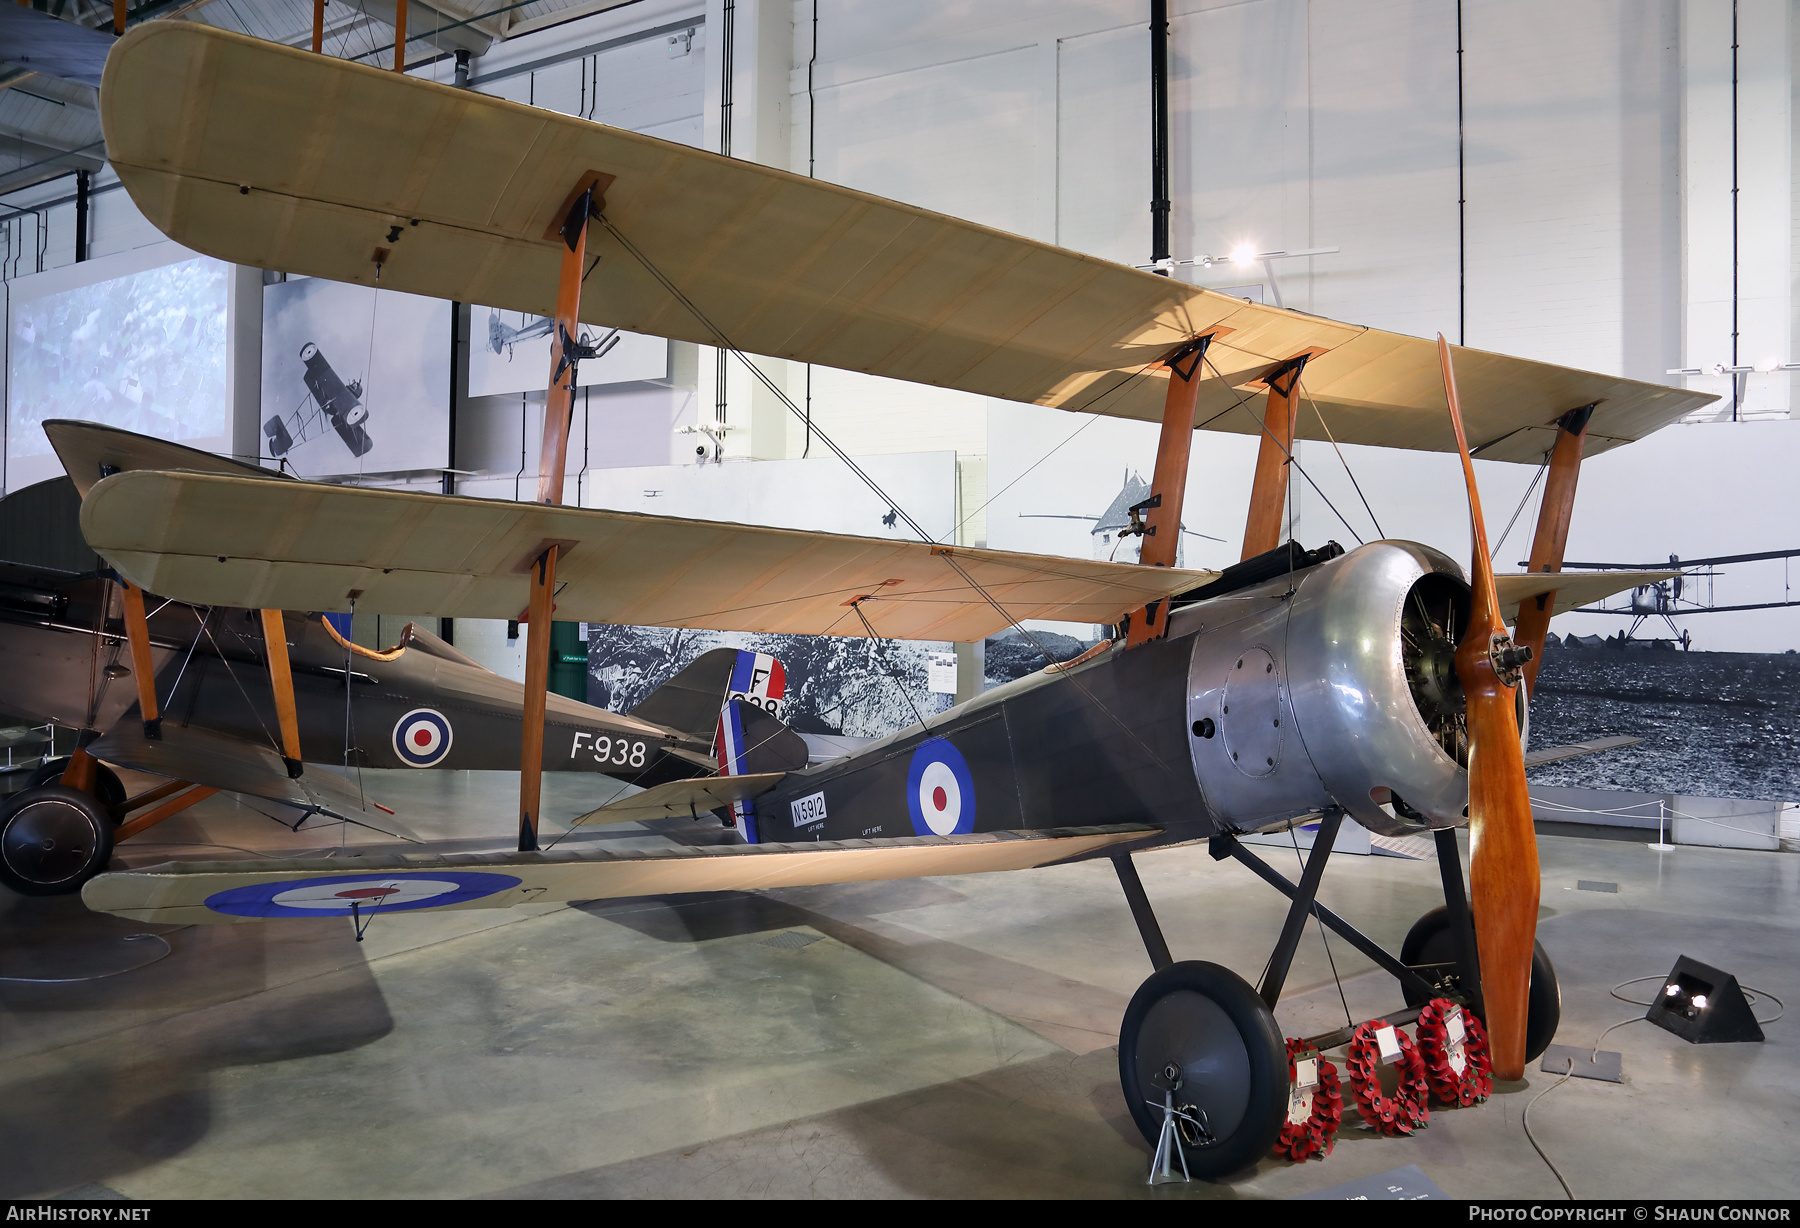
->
[907,737,976,836]
[204,871,521,918]
[393,708,453,767]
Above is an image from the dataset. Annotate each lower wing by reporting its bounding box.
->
[83,823,1160,923]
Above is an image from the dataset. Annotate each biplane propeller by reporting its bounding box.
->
[42,22,1717,1176]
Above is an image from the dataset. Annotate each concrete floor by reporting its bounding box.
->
[1,769,1794,1199]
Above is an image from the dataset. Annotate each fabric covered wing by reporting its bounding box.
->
[80,470,1213,640]
[91,720,422,842]
[82,824,1159,923]
[572,773,786,826]
[1495,570,1678,620]
[99,24,1714,464]
[45,418,288,498]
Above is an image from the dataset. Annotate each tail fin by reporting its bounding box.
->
[713,699,807,843]
[628,647,788,738]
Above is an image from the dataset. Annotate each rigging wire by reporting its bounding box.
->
[1489,453,1550,564]
[597,215,1197,787]
[1298,377,1386,540]
[1200,352,1366,547]
[850,599,930,732]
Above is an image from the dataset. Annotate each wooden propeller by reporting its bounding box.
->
[1438,335,1540,1081]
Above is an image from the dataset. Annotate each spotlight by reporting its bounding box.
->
[1645,955,1764,1044]
[1231,244,1256,266]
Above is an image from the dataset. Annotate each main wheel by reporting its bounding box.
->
[0,786,116,896]
[1400,905,1561,1062]
[27,758,126,810]
[1118,961,1286,1179]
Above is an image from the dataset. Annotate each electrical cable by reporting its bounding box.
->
[1522,1056,1577,1200]
[1612,974,1783,1023]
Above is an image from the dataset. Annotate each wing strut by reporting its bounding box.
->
[1126,333,1213,647]
[119,580,163,739]
[519,177,605,853]
[1510,404,1595,698]
[1239,352,1316,560]
[259,609,304,776]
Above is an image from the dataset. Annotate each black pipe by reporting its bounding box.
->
[73,169,89,263]
[1149,0,1170,273]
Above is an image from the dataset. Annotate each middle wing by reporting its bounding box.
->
[1494,569,1679,620]
[80,469,1214,641]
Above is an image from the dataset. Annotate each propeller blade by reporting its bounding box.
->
[1438,334,1540,1081]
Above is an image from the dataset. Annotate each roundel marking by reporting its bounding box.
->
[393,708,453,767]
[906,737,976,836]
[204,871,522,918]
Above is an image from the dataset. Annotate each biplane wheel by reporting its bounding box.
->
[0,786,115,897]
[1118,960,1286,1179]
[27,759,126,812]
[1399,905,1561,1062]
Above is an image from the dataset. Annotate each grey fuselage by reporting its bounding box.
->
[752,541,1475,846]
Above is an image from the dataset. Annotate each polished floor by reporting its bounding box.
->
[1,769,1794,1199]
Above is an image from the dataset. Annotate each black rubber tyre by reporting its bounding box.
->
[1118,960,1287,1179]
[0,786,116,897]
[1400,904,1561,1062]
[27,758,126,811]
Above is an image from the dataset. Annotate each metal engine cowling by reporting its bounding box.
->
[1180,541,1475,837]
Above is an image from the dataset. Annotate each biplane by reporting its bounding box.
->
[50,23,1717,1177]
[486,307,620,369]
[263,341,374,459]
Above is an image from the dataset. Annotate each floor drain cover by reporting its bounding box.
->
[760,931,821,950]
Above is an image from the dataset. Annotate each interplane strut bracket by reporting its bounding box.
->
[1512,403,1596,698]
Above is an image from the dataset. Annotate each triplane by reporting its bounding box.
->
[36,23,1718,1177]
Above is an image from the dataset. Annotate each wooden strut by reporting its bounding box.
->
[1511,404,1595,699]
[119,580,162,739]
[1239,354,1313,561]
[116,785,219,842]
[519,182,597,853]
[392,0,407,73]
[1125,335,1211,648]
[312,0,323,54]
[260,609,305,777]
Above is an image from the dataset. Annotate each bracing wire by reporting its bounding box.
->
[597,215,1198,787]
[1490,453,1550,563]
[1298,377,1386,540]
[1201,352,1366,547]
[851,600,930,732]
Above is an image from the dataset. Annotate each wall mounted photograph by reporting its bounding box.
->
[467,305,667,399]
[260,278,449,477]
[5,244,229,491]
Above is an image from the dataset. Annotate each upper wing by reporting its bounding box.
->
[91,719,422,842]
[1495,569,1679,620]
[100,23,1715,464]
[82,824,1160,924]
[79,469,1214,640]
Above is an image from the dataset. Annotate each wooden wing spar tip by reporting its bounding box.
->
[100,22,1716,466]
[79,469,1216,643]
